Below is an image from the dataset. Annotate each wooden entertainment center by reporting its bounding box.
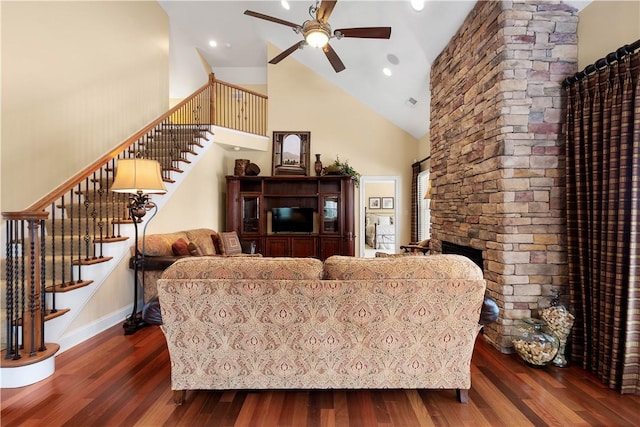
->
[226,175,355,259]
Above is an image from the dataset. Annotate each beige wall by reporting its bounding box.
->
[365,182,395,201]
[578,0,640,68]
[230,44,419,253]
[1,1,171,338]
[364,182,396,219]
[1,1,170,212]
[417,132,431,161]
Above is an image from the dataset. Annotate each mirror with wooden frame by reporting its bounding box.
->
[272,131,310,176]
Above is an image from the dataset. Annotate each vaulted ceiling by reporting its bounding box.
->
[160,1,589,139]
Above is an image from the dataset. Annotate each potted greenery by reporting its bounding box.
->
[324,156,360,187]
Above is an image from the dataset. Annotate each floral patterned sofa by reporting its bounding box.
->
[157,254,486,405]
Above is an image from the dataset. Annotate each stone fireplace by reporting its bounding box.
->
[429,1,578,351]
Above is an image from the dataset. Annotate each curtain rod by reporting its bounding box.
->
[411,156,430,168]
[563,39,640,87]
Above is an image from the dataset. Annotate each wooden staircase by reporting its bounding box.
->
[1,73,268,387]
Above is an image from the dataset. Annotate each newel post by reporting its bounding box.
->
[2,210,49,362]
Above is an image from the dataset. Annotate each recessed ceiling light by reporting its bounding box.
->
[386,53,400,65]
[209,40,218,48]
[281,1,290,10]
[411,0,425,12]
[233,146,240,151]
[383,67,392,76]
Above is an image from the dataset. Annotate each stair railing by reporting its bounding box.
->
[1,73,267,365]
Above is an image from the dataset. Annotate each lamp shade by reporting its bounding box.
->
[111,158,167,194]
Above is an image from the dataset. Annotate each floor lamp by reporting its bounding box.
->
[111,158,167,335]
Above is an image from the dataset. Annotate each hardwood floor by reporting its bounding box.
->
[1,324,638,426]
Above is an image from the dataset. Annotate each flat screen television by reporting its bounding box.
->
[271,207,314,233]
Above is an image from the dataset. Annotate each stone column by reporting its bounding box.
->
[429,0,578,351]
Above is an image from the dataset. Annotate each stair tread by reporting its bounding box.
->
[0,343,60,368]
[72,256,113,266]
[46,280,93,293]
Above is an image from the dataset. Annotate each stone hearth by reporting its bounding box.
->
[429,1,578,351]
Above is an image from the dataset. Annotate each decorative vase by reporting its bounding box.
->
[538,291,574,367]
[314,154,323,176]
[234,159,250,176]
[512,318,559,368]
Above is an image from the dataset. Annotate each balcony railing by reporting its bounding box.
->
[1,73,267,368]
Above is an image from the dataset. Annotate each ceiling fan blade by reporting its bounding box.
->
[316,0,338,23]
[335,27,392,39]
[269,41,305,64]
[244,10,300,29]
[323,43,346,73]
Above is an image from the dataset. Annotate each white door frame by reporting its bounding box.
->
[358,175,401,257]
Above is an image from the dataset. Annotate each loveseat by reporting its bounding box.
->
[132,228,253,303]
[157,254,487,404]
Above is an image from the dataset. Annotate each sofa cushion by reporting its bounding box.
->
[219,231,242,255]
[162,256,324,280]
[185,228,217,256]
[323,254,483,280]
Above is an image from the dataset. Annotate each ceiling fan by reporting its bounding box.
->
[244,0,391,73]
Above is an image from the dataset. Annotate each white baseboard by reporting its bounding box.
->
[56,305,134,354]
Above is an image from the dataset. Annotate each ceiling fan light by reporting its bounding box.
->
[411,0,425,12]
[305,29,329,48]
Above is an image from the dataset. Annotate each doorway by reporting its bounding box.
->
[359,176,401,258]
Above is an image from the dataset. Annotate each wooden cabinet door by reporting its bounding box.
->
[291,236,317,258]
[265,237,289,257]
[320,237,342,260]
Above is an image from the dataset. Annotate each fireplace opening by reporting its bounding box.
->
[442,241,483,271]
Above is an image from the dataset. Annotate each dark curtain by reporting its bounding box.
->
[564,46,639,394]
[411,162,421,242]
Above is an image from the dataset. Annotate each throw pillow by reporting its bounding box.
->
[219,231,242,255]
[377,216,391,225]
[185,229,217,256]
[187,242,201,256]
[211,233,222,254]
[171,238,191,256]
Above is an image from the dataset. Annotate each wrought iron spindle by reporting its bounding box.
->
[28,220,36,356]
[74,183,82,283]
[97,169,104,257]
[19,221,25,352]
[50,202,58,310]
[83,178,92,261]
[5,221,15,360]
[39,218,46,352]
